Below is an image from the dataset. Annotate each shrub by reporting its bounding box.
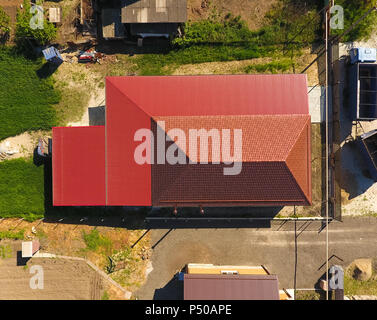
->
[334,0,377,42]
[0,229,25,240]
[15,0,57,46]
[0,7,10,43]
[83,229,112,253]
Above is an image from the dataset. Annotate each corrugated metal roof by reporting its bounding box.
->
[121,0,187,23]
[184,274,280,300]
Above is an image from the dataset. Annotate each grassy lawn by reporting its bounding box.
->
[344,275,377,296]
[0,47,60,140]
[0,158,44,221]
[134,43,282,75]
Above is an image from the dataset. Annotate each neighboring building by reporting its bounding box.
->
[183,264,292,300]
[349,62,377,120]
[101,0,187,39]
[52,74,312,207]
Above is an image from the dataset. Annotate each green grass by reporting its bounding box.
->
[344,275,377,296]
[295,290,323,300]
[0,229,25,240]
[0,158,44,220]
[0,46,60,140]
[101,291,110,300]
[82,229,112,253]
[135,43,280,75]
[245,59,293,74]
[0,244,13,258]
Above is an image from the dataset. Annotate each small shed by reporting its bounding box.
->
[42,47,64,65]
[358,129,377,181]
[350,63,377,120]
[22,241,40,258]
[48,8,62,24]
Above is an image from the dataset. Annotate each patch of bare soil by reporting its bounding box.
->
[0,240,103,300]
[187,0,278,30]
[0,131,50,161]
[0,219,151,299]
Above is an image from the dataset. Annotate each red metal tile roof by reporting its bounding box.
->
[52,74,311,207]
[52,126,106,206]
[107,74,309,116]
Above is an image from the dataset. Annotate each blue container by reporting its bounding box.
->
[350,48,377,64]
[42,46,63,65]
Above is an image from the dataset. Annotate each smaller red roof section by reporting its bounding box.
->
[184,274,280,300]
[52,126,106,206]
[106,74,309,116]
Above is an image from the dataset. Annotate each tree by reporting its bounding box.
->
[15,0,57,46]
[0,7,10,43]
[334,0,377,42]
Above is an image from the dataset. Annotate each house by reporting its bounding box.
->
[183,264,292,300]
[101,0,187,40]
[52,74,311,207]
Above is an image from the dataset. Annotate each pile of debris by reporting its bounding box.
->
[0,141,19,161]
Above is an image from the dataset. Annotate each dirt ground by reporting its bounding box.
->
[0,240,103,300]
[187,0,277,30]
[0,131,50,161]
[0,219,151,299]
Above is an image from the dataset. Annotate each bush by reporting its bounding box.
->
[0,159,45,220]
[0,230,25,240]
[0,7,11,43]
[173,14,256,47]
[15,0,57,46]
[245,59,293,74]
[334,0,377,42]
[83,229,112,253]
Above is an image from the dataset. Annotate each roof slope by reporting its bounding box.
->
[184,274,280,300]
[151,115,312,206]
[106,74,309,116]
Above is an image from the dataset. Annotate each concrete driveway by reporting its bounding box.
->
[135,217,377,299]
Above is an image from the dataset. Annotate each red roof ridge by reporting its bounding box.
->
[106,77,154,119]
[285,116,312,204]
